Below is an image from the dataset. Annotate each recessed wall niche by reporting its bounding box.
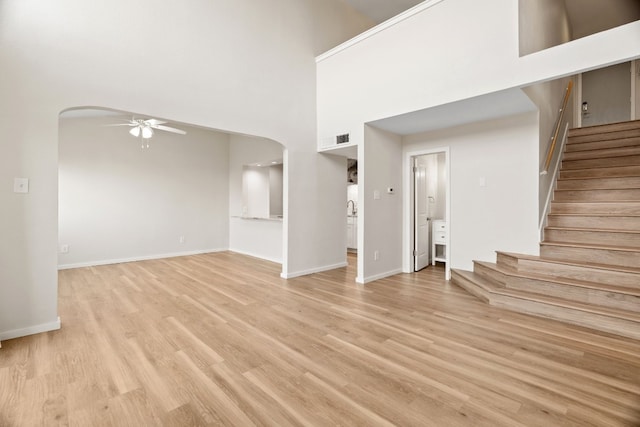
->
[242,161,283,219]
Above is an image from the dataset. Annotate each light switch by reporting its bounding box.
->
[13,178,29,193]
[373,190,380,200]
[479,176,486,187]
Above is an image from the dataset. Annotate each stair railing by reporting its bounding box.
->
[540,80,573,175]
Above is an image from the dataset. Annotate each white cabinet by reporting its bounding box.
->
[347,216,358,249]
[432,219,447,265]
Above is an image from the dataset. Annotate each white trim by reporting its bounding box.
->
[228,249,282,265]
[403,147,451,280]
[0,317,61,341]
[539,122,570,238]
[280,261,348,279]
[356,268,404,284]
[315,0,445,63]
[57,249,227,270]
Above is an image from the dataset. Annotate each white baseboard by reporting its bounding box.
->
[0,317,61,341]
[227,249,282,265]
[58,248,228,270]
[357,268,404,284]
[281,261,348,279]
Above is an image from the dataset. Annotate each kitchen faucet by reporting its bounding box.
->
[347,200,357,215]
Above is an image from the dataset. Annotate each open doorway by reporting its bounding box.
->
[404,148,449,279]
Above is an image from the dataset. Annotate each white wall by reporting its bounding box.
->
[58,116,229,268]
[0,0,372,340]
[359,125,403,283]
[229,135,284,263]
[403,113,540,271]
[284,151,349,277]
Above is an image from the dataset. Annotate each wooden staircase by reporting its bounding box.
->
[451,119,640,340]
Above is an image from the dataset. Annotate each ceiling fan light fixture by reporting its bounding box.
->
[129,126,141,137]
[141,126,153,139]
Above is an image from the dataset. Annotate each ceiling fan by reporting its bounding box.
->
[107,117,186,148]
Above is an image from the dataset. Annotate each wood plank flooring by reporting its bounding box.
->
[1,252,639,426]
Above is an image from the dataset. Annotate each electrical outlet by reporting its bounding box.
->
[179,236,185,244]
[374,250,379,261]
[60,244,69,254]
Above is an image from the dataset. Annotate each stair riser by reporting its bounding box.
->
[562,155,640,170]
[553,189,640,202]
[550,202,640,215]
[565,136,640,152]
[547,215,640,230]
[501,257,640,289]
[563,146,640,161]
[568,121,640,139]
[540,245,640,269]
[494,253,518,270]
[492,295,640,340]
[544,229,640,248]
[505,278,640,312]
[559,165,640,179]
[474,263,507,286]
[450,271,490,302]
[556,177,640,190]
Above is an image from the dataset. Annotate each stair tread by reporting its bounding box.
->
[496,287,640,322]
[557,176,640,181]
[456,266,640,322]
[544,226,640,234]
[476,260,640,296]
[497,251,640,275]
[554,189,640,192]
[540,241,640,252]
[540,241,640,253]
[551,200,640,205]
[548,213,640,217]
[561,155,640,169]
[563,147,640,161]
[568,120,640,137]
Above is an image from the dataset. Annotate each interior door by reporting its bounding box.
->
[414,158,429,271]
[582,62,631,126]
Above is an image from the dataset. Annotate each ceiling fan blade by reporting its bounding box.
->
[103,123,136,127]
[154,124,186,135]
[145,119,167,127]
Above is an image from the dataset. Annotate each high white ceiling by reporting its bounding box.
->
[369,88,537,136]
[342,0,423,23]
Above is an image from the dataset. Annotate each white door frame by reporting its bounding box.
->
[403,147,450,279]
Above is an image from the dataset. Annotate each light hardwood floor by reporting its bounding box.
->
[1,252,639,426]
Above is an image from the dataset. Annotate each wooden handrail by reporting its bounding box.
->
[541,80,573,175]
